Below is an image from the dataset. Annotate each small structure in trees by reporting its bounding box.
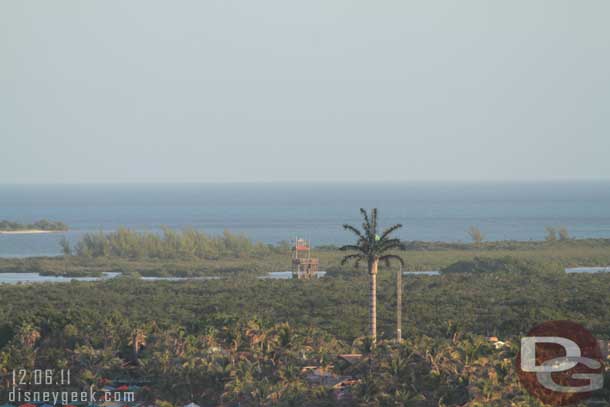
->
[292,238,319,279]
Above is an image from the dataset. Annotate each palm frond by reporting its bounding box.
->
[342,224,364,240]
[379,254,405,268]
[343,208,406,270]
[378,237,403,249]
[380,223,402,241]
[359,208,369,227]
[339,244,363,252]
[371,208,378,237]
[360,208,372,239]
[340,253,365,266]
[379,237,402,245]
[376,240,403,255]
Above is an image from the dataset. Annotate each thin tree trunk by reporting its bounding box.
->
[396,267,402,342]
[369,259,378,342]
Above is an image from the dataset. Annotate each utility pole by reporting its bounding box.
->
[396,265,402,342]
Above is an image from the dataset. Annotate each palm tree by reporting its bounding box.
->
[128,328,147,365]
[340,208,404,342]
[17,324,41,348]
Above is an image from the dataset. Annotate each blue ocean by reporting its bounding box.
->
[1,181,610,257]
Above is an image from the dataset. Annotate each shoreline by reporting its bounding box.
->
[0,229,63,235]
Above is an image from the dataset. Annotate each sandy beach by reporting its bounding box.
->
[0,229,60,234]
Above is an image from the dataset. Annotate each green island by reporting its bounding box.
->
[0,219,68,233]
[0,215,609,406]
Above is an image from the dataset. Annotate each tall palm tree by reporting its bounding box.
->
[340,208,404,342]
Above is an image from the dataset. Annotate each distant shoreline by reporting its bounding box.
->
[0,230,61,235]
[0,219,68,234]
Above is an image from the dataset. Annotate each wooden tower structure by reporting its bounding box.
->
[292,237,319,279]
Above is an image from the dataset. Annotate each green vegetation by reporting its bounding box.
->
[467,226,484,244]
[0,259,608,405]
[0,219,68,231]
[546,226,571,241]
[2,233,610,279]
[545,226,557,241]
[70,228,277,259]
[441,257,546,275]
[0,255,281,277]
[1,225,610,404]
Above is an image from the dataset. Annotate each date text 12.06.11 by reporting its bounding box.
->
[12,369,71,386]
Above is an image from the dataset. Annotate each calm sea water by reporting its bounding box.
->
[1,181,610,258]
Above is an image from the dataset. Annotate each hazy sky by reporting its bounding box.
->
[1,1,609,183]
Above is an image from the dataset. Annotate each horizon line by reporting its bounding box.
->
[1,178,610,186]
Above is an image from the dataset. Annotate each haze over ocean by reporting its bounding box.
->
[1,181,610,257]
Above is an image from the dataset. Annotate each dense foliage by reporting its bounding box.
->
[70,228,277,260]
[0,257,609,405]
[1,232,610,405]
[3,235,610,278]
[0,219,68,232]
[441,257,542,274]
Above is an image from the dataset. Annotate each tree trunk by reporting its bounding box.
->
[369,259,379,342]
[396,267,402,342]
